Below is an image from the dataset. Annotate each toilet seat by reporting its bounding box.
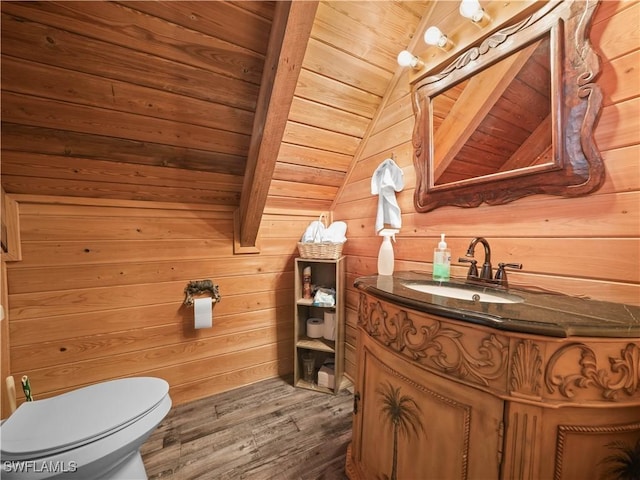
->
[1,377,169,460]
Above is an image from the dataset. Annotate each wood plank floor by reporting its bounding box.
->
[141,376,353,480]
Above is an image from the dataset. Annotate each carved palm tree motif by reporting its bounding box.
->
[600,438,640,480]
[377,381,424,480]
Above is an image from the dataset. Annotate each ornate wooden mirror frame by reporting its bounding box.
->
[411,0,604,213]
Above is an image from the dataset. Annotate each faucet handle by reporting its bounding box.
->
[458,257,478,279]
[495,263,523,287]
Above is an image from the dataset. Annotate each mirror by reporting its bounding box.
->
[411,0,604,212]
[432,35,552,186]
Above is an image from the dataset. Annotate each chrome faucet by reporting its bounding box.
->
[465,237,493,280]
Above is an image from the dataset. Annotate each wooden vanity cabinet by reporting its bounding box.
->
[347,292,640,480]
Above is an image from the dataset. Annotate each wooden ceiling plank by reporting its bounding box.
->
[119,1,273,55]
[2,2,265,84]
[2,175,240,206]
[1,124,247,177]
[236,0,319,252]
[312,2,426,73]
[0,10,260,110]
[1,152,243,192]
[268,179,338,200]
[2,57,256,136]
[272,163,344,188]
[282,121,360,157]
[288,97,370,138]
[1,91,250,157]
[303,38,392,97]
[295,69,381,118]
[277,144,352,172]
[331,1,437,210]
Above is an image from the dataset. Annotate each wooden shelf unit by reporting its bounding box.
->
[293,257,345,394]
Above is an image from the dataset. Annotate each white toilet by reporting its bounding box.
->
[0,377,171,480]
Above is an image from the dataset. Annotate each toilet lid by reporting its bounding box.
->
[0,377,169,459]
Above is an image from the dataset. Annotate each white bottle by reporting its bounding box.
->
[377,233,395,275]
[432,233,451,281]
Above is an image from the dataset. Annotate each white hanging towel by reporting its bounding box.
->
[371,158,404,233]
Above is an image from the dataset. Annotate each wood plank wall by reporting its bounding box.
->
[334,1,640,380]
[2,1,637,411]
[4,196,318,410]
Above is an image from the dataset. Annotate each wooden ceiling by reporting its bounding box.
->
[2,1,436,244]
[2,0,556,248]
[1,2,429,237]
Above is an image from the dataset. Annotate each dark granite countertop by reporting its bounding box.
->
[354,271,640,338]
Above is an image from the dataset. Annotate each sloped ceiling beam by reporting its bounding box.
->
[235,0,319,253]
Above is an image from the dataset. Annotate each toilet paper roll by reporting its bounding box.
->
[323,312,336,341]
[194,297,213,329]
[306,317,324,338]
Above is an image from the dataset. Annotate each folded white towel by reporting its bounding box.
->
[301,220,325,243]
[321,221,347,243]
[301,219,347,244]
[371,158,404,233]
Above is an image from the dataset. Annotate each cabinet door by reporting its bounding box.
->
[507,403,640,480]
[353,333,504,480]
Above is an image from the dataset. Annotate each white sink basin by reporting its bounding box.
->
[403,283,524,304]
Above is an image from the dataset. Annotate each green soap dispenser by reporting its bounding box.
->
[433,233,451,281]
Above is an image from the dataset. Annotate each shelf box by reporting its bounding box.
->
[293,256,345,395]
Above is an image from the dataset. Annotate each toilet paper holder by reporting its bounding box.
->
[183,279,221,307]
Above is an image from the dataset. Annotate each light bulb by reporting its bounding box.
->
[397,50,421,69]
[424,26,448,48]
[459,0,485,23]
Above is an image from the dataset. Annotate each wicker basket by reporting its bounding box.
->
[298,213,345,259]
[297,241,344,260]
